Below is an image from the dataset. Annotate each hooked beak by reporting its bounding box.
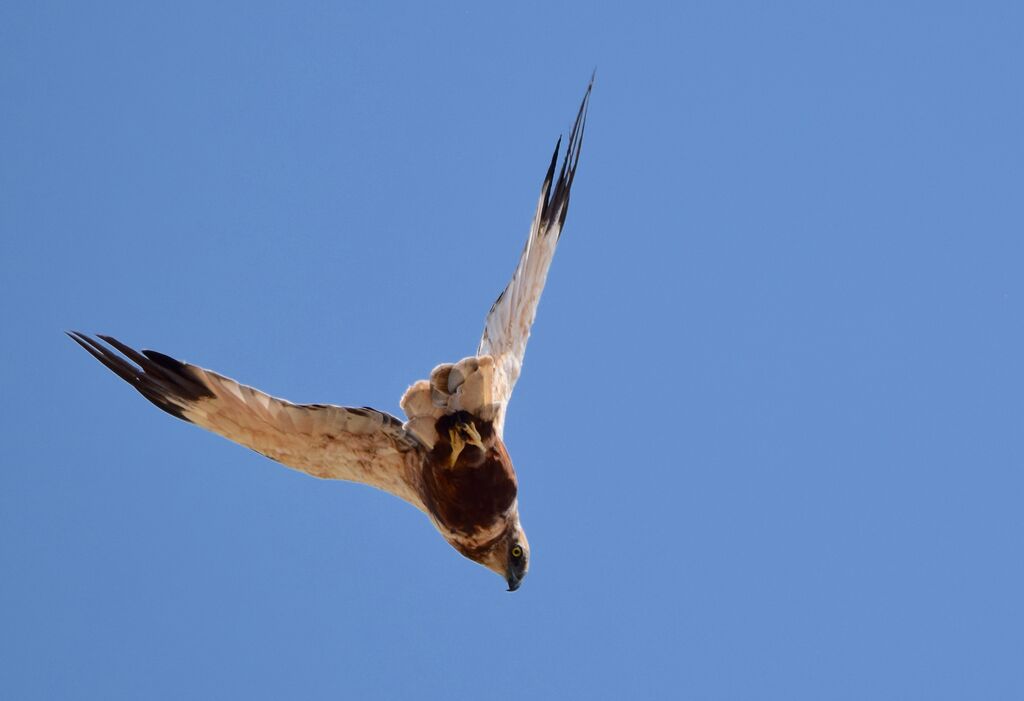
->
[506,572,522,592]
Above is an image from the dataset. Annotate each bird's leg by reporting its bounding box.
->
[447,421,485,467]
[447,427,465,467]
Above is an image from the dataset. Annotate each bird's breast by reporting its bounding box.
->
[421,413,517,536]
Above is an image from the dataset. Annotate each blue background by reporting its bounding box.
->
[3,2,1023,698]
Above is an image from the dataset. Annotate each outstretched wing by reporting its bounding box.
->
[68,333,428,512]
[477,79,590,435]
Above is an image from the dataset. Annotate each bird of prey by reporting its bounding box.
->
[68,80,590,592]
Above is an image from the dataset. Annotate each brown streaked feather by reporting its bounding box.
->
[478,78,591,437]
[422,412,517,537]
[68,332,429,512]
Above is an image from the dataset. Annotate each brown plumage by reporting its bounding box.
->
[67,79,590,591]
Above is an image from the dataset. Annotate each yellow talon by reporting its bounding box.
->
[447,421,484,467]
[460,421,484,450]
[447,427,465,467]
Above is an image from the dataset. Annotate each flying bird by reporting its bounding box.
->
[68,80,590,592]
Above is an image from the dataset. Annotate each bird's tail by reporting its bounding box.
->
[400,355,500,448]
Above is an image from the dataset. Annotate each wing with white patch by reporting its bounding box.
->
[68,333,428,512]
[477,80,590,435]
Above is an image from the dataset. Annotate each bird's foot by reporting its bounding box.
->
[460,421,484,450]
[447,421,484,467]
[447,427,464,467]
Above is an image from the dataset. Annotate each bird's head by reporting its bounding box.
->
[476,521,530,592]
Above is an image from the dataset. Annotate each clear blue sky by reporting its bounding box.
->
[2,2,1022,698]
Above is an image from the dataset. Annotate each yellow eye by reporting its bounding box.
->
[511,546,523,558]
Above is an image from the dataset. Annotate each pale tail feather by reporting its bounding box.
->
[400,355,500,447]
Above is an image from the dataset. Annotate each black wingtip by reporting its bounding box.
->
[142,348,189,374]
[540,77,591,236]
[66,331,213,421]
